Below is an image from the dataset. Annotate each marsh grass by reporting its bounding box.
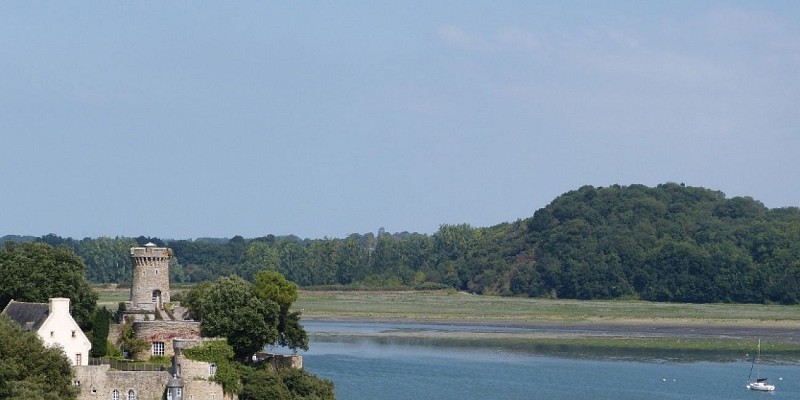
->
[294,290,800,326]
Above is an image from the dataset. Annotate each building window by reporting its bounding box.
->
[127,389,136,400]
[50,331,54,337]
[112,390,119,400]
[209,363,217,377]
[75,353,82,365]
[152,342,165,356]
[71,330,76,337]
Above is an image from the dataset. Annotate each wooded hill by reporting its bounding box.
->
[4,183,799,304]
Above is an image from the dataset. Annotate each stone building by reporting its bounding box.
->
[74,244,213,400]
[119,243,201,361]
[73,243,301,400]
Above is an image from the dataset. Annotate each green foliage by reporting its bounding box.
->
[90,306,111,357]
[184,276,279,359]
[0,316,77,400]
[148,355,172,365]
[105,340,122,358]
[237,364,335,400]
[279,367,336,400]
[119,319,149,358]
[253,271,308,351]
[0,242,98,329]
[519,184,800,304]
[239,367,291,400]
[253,270,298,312]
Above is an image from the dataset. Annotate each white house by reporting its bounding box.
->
[1,297,92,365]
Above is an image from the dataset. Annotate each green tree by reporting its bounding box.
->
[252,269,308,352]
[184,276,279,360]
[90,307,112,357]
[239,367,292,400]
[75,236,137,284]
[280,368,336,399]
[0,242,98,329]
[0,316,77,400]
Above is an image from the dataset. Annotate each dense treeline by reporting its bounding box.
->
[519,184,800,303]
[4,183,799,304]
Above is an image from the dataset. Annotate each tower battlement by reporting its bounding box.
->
[130,246,171,259]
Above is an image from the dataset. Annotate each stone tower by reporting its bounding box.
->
[129,243,171,311]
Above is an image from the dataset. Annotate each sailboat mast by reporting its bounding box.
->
[756,338,761,380]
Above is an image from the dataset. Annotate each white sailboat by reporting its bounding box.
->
[746,338,775,391]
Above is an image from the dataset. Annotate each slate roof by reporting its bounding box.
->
[1,300,50,332]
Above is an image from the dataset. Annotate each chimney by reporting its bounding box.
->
[49,297,71,315]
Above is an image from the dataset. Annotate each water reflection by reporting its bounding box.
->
[304,320,800,364]
[301,321,800,400]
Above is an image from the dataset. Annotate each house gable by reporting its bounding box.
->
[1,298,91,365]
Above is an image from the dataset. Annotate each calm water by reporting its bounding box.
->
[300,321,800,400]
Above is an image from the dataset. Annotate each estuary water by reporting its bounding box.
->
[300,321,800,400]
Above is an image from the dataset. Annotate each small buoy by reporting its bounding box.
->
[662,379,666,382]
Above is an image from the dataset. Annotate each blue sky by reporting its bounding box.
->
[2,1,799,240]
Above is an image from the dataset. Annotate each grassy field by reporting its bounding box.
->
[293,289,800,326]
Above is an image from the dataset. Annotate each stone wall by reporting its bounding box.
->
[173,339,231,400]
[132,320,201,361]
[253,352,303,370]
[74,365,169,400]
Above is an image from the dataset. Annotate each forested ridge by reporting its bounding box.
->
[4,183,800,304]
